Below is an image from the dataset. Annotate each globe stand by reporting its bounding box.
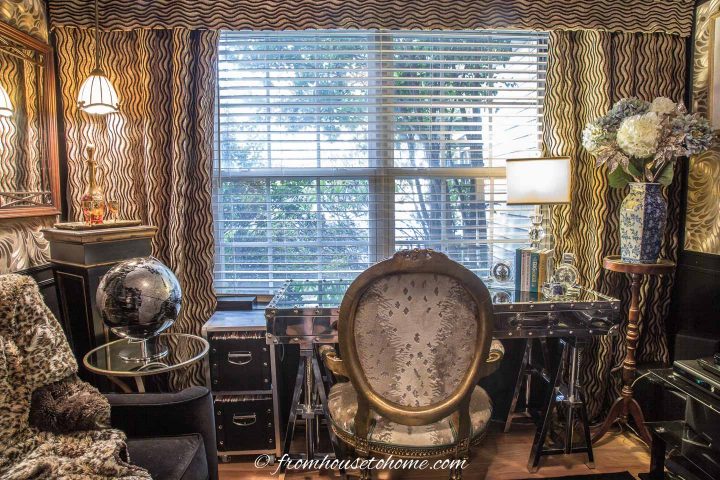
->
[118,338,169,363]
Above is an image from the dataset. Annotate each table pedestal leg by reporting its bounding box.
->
[592,273,652,445]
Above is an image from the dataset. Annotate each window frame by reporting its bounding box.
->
[213,29,548,295]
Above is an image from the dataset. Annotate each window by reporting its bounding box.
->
[214,30,548,294]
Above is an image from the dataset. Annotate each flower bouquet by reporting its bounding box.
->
[582,97,715,263]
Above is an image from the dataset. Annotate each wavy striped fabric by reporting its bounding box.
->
[47,0,694,36]
[0,51,41,204]
[54,27,218,389]
[544,30,685,420]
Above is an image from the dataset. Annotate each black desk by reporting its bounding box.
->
[266,280,621,471]
[645,368,720,480]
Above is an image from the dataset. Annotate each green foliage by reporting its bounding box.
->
[608,167,633,188]
[657,163,674,186]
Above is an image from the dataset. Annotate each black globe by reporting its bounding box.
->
[96,257,181,340]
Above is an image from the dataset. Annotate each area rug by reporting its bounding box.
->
[521,472,635,480]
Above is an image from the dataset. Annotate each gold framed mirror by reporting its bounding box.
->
[0,20,60,218]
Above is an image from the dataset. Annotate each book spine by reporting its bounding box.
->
[537,249,547,289]
[521,249,531,291]
[515,248,523,291]
[546,250,555,283]
[530,250,540,293]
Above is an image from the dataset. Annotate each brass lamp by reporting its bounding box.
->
[76,0,119,115]
[506,157,572,248]
[0,84,13,117]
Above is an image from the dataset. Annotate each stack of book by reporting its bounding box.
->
[514,247,554,293]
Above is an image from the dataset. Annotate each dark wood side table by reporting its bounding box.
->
[592,255,675,445]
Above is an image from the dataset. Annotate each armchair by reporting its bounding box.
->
[320,250,503,479]
[105,387,218,480]
[0,273,217,480]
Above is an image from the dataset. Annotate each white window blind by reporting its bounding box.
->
[214,30,548,295]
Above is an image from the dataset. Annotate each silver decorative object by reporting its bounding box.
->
[491,260,513,284]
[552,252,580,291]
[96,256,181,361]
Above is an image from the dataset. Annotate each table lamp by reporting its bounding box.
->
[506,157,571,248]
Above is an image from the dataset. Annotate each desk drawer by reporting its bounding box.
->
[215,394,275,452]
[208,331,271,391]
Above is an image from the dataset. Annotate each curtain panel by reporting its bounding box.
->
[544,30,686,419]
[48,0,694,36]
[53,26,218,389]
[48,0,693,397]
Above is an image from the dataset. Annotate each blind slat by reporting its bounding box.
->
[214,29,547,294]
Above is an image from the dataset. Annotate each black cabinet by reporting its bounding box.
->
[641,368,720,480]
[203,310,283,461]
[208,331,272,392]
[215,395,275,452]
[43,226,156,385]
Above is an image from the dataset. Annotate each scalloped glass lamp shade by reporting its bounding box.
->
[0,84,13,118]
[77,68,119,115]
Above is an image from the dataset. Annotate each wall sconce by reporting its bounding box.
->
[0,84,13,117]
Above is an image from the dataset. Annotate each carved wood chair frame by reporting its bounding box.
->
[332,249,495,461]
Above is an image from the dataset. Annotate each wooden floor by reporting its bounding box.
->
[219,423,650,479]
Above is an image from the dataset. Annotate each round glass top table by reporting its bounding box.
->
[83,333,209,393]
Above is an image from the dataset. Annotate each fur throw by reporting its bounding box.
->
[0,274,151,479]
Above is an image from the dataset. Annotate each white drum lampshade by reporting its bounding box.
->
[0,84,13,118]
[506,157,571,247]
[506,157,572,205]
[77,68,119,115]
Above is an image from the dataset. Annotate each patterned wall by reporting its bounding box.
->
[686,0,720,255]
[0,0,53,274]
[48,0,693,36]
[0,0,47,41]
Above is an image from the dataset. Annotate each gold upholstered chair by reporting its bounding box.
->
[320,249,504,479]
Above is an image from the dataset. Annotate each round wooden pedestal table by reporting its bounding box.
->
[591,255,675,445]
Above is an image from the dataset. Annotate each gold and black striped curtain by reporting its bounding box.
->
[53,26,218,389]
[48,0,693,393]
[544,30,686,419]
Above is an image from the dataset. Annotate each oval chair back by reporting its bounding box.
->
[337,249,493,447]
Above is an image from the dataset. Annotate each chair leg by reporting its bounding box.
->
[448,464,463,480]
[359,466,372,480]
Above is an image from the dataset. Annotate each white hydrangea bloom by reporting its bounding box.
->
[582,123,604,153]
[616,112,661,158]
[649,97,676,115]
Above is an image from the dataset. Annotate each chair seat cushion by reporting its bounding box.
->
[327,382,492,447]
[126,434,208,480]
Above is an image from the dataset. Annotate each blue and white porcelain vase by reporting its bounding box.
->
[619,183,667,264]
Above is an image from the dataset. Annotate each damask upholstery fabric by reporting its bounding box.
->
[354,273,478,407]
[543,30,685,420]
[53,27,218,389]
[0,274,150,479]
[47,0,694,36]
[327,382,492,447]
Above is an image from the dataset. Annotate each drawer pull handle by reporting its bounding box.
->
[227,351,252,365]
[232,413,257,426]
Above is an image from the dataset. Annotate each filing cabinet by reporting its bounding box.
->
[215,394,276,452]
[207,331,272,391]
[202,310,283,462]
